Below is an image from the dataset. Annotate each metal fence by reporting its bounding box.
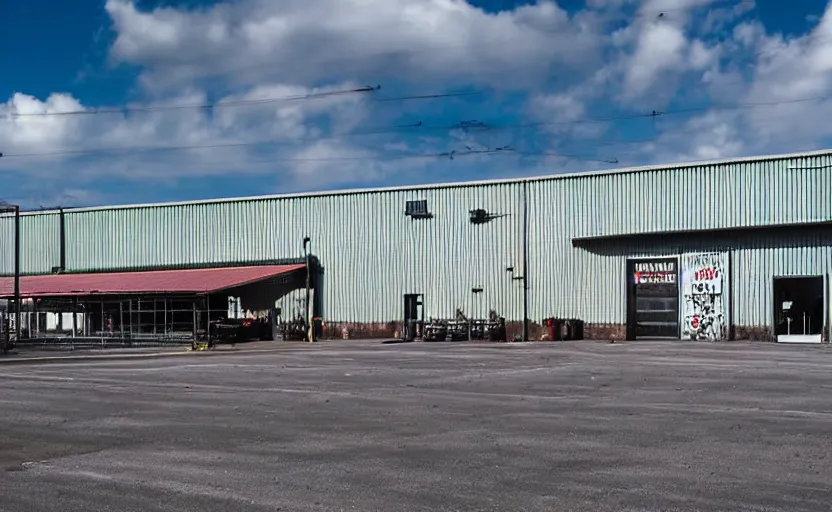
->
[4,295,233,352]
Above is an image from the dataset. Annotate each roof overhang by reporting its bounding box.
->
[0,264,306,298]
[571,220,832,245]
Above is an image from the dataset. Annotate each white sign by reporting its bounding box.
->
[634,260,676,284]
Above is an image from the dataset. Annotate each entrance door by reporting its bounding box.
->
[403,294,424,341]
[627,257,680,340]
[773,276,824,343]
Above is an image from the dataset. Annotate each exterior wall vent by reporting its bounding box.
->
[405,200,432,219]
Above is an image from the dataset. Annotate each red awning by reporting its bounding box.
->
[0,264,306,298]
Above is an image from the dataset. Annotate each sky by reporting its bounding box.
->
[0,0,830,208]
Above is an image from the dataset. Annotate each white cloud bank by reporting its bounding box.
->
[2,0,832,205]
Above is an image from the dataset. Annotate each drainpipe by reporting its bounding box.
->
[522,181,529,341]
[59,208,66,272]
[303,236,312,342]
[14,205,20,345]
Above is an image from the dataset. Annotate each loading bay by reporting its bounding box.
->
[0,341,830,512]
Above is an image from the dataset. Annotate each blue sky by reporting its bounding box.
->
[1,0,831,207]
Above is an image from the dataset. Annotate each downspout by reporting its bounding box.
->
[522,181,529,341]
[58,208,66,272]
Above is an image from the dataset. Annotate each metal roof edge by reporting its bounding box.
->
[10,148,832,216]
[571,219,832,243]
[0,258,308,278]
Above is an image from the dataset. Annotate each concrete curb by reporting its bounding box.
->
[0,346,291,365]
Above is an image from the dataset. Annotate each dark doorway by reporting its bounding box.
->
[403,294,424,342]
[627,257,680,340]
[773,276,824,342]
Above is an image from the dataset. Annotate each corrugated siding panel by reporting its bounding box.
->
[0,213,61,275]
[567,154,832,238]
[528,209,832,331]
[65,184,525,323]
[731,232,832,328]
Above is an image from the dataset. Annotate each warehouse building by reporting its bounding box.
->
[1,149,831,343]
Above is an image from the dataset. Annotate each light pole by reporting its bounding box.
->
[303,236,312,342]
[506,266,526,341]
[471,287,483,341]
[0,203,20,353]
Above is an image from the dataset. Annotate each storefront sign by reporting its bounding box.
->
[634,261,676,284]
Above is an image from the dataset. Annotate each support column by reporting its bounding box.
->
[72,297,78,339]
[192,300,198,350]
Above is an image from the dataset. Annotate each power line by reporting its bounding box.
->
[5,87,479,118]
[150,147,617,166]
[0,122,428,159]
[3,91,831,161]
[1,145,619,168]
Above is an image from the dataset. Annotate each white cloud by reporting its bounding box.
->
[7,0,832,206]
[624,21,688,96]
[105,0,600,92]
[0,82,374,181]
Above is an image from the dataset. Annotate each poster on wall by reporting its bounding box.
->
[681,252,728,341]
[633,260,677,284]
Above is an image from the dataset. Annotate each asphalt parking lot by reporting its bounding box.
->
[0,340,830,512]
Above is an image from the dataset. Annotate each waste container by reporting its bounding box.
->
[312,317,324,340]
[545,318,569,341]
[570,319,585,340]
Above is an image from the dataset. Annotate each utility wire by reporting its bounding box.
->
[3,90,831,160]
[215,147,619,165]
[5,88,479,118]
[1,147,618,168]
[0,122,428,159]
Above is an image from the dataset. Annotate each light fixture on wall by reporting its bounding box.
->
[469,208,508,225]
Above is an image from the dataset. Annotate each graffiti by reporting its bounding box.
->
[681,253,727,341]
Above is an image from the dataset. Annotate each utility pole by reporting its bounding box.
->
[303,236,312,342]
[0,202,20,353]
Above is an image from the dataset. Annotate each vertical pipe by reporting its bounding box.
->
[71,297,78,338]
[163,298,168,338]
[522,181,529,341]
[206,295,211,347]
[100,300,105,347]
[192,300,198,349]
[33,297,39,338]
[119,300,124,341]
[304,238,312,342]
[13,205,20,345]
[58,208,66,271]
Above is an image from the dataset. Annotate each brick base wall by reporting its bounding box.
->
[323,322,402,340]
[319,322,807,343]
[733,325,775,342]
[584,323,626,341]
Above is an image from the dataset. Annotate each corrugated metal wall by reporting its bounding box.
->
[526,152,832,329]
[2,151,831,331]
[565,153,832,238]
[0,212,61,275]
[527,226,832,330]
[63,184,526,323]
